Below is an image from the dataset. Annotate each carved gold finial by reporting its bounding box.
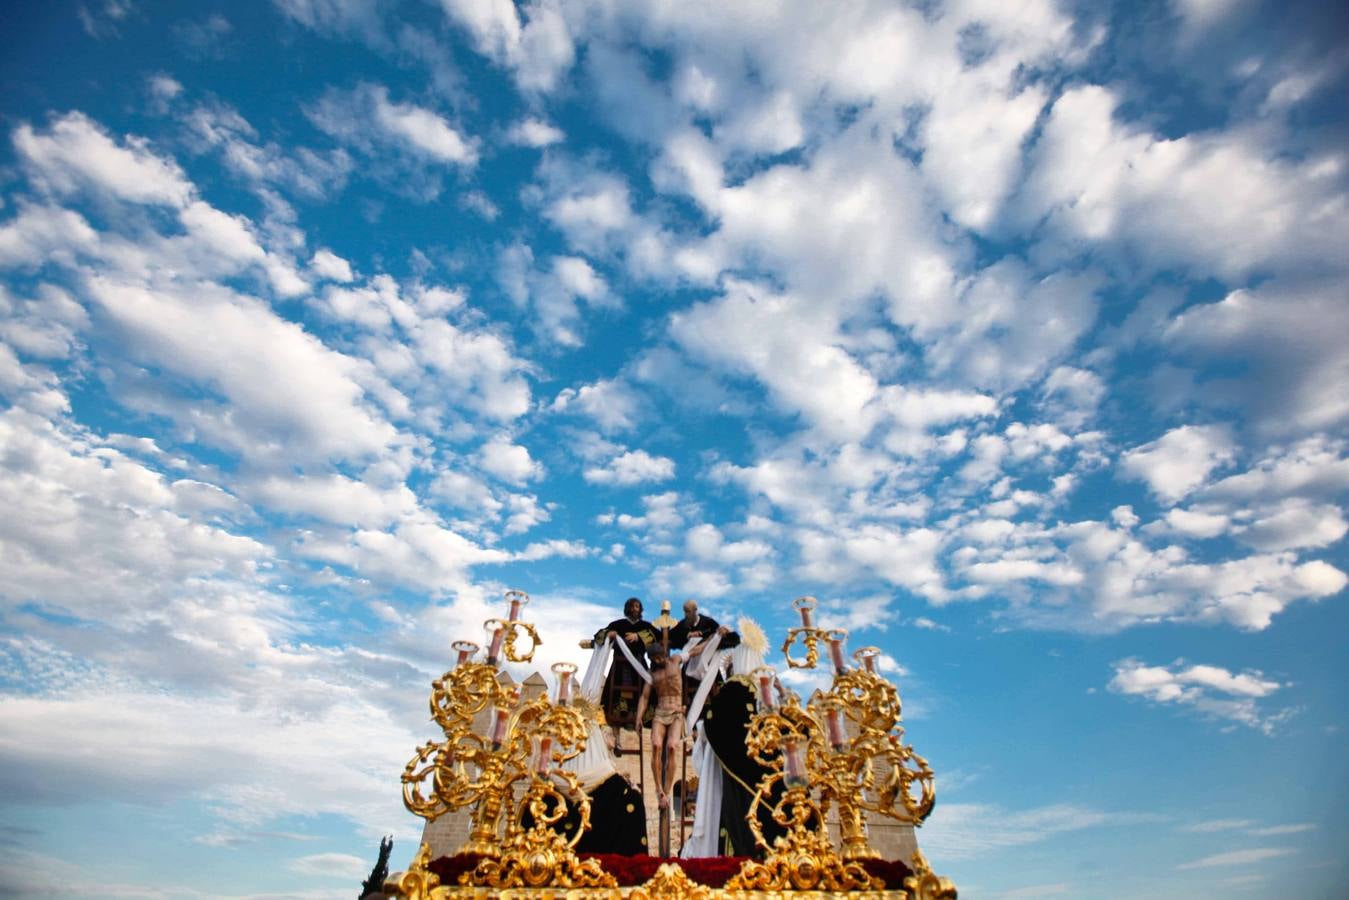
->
[381,844,446,900]
[904,850,959,899]
[628,862,714,899]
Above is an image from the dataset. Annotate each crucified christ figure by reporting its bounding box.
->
[636,647,683,810]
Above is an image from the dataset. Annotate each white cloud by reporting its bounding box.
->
[506,117,565,147]
[497,244,614,346]
[86,277,396,465]
[477,437,541,485]
[1109,658,1289,733]
[1017,84,1349,280]
[672,279,880,441]
[921,77,1046,231]
[438,0,575,92]
[306,86,477,199]
[1161,507,1231,539]
[549,378,642,432]
[311,248,355,282]
[289,852,369,879]
[184,101,353,202]
[1121,425,1235,504]
[1039,366,1106,430]
[369,87,477,165]
[649,559,732,599]
[1165,282,1349,435]
[1247,823,1315,837]
[296,519,506,594]
[1175,847,1296,870]
[950,512,1344,632]
[14,112,193,207]
[1234,499,1347,551]
[1172,0,1254,35]
[502,491,550,536]
[274,0,384,41]
[245,473,417,528]
[428,469,501,519]
[0,407,265,621]
[1204,437,1349,503]
[0,674,423,841]
[1179,818,1253,833]
[614,491,685,536]
[922,802,1150,861]
[147,73,183,100]
[583,449,675,487]
[798,524,946,600]
[0,203,100,268]
[0,284,89,360]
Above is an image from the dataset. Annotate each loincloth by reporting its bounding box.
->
[651,707,682,727]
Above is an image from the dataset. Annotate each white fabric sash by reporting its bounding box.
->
[685,631,722,681]
[610,630,652,685]
[685,646,728,733]
[679,727,725,859]
[579,640,613,702]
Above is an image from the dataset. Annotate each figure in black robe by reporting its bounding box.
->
[593,597,656,749]
[701,678,787,857]
[669,600,740,700]
[521,773,649,856]
[669,600,741,651]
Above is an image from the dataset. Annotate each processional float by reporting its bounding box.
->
[386,591,958,898]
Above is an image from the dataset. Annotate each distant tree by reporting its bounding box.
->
[359,836,393,899]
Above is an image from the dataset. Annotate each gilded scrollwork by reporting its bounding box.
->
[382,844,451,900]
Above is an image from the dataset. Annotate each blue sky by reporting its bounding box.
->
[1,0,1346,897]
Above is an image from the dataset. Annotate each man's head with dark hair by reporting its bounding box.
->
[624,597,643,620]
[649,646,668,666]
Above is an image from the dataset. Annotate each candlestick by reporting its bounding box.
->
[551,661,576,705]
[753,666,778,709]
[794,595,817,628]
[505,589,529,622]
[452,640,479,668]
[853,646,880,674]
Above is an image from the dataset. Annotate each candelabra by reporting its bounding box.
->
[399,591,613,889]
[727,624,950,897]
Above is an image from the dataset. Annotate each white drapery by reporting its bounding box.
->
[562,640,621,791]
[609,630,652,684]
[679,725,725,859]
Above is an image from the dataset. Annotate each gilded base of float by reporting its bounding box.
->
[382,844,956,900]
